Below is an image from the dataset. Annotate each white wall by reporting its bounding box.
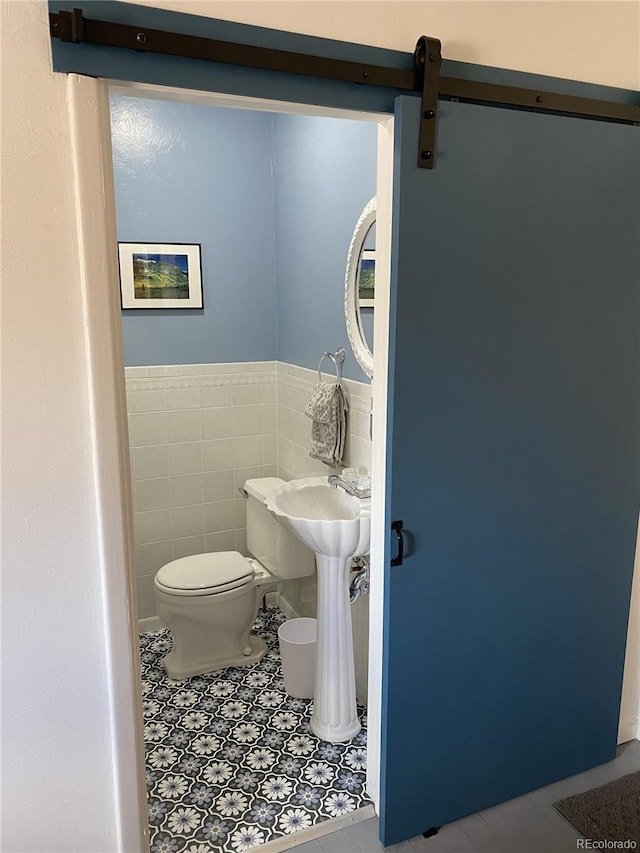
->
[1,3,121,850]
[129,0,640,90]
[3,1,638,850]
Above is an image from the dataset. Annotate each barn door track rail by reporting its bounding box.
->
[49,7,640,170]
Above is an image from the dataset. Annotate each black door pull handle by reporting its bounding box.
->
[391,519,404,566]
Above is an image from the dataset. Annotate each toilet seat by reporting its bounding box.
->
[155,551,254,597]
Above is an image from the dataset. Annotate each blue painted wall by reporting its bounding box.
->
[112,97,277,366]
[112,96,376,380]
[272,114,377,382]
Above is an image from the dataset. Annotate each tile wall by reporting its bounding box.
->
[126,362,278,621]
[275,362,372,483]
[125,360,372,703]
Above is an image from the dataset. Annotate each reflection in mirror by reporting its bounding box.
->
[345,197,376,379]
[357,222,375,356]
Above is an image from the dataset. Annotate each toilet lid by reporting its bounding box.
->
[155,551,254,596]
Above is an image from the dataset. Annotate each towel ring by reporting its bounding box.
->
[318,348,345,385]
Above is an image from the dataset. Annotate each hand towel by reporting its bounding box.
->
[305,381,349,467]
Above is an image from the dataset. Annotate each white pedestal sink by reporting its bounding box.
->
[266,477,371,743]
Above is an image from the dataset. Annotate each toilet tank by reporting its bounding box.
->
[244,478,315,579]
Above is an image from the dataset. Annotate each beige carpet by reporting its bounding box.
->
[554,771,640,843]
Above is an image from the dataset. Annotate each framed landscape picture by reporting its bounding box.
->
[358,249,375,308]
[118,243,203,309]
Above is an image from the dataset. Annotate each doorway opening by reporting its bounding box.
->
[103,79,394,851]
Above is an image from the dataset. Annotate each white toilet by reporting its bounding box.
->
[154,477,315,680]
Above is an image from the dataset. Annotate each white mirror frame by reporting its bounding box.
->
[345,196,376,379]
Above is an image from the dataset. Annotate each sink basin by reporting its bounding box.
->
[266,476,371,743]
[266,477,370,558]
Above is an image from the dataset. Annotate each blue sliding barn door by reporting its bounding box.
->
[380,95,640,845]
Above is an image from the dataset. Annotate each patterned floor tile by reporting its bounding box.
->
[140,607,370,852]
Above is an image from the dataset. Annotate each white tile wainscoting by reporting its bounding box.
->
[275,362,372,483]
[125,360,372,704]
[126,361,278,622]
[125,361,371,616]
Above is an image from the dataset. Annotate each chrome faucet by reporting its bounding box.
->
[327,474,371,499]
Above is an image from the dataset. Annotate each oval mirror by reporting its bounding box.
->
[345,197,376,379]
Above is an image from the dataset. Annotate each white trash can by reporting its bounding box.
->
[278,617,317,699]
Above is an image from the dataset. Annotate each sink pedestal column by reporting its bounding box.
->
[310,554,361,743]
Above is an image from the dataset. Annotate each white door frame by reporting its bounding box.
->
[67,74,148,853]
[67,71,395,850]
